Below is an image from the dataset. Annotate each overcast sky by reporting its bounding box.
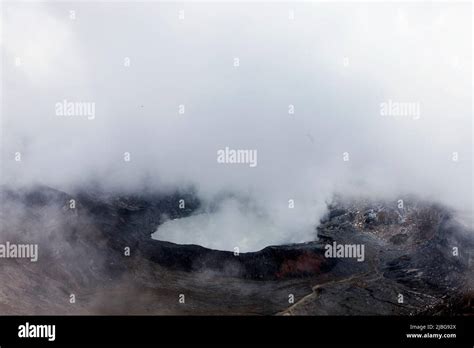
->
[1,2,472,250]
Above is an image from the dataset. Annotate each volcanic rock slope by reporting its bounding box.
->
[0,185,472,315]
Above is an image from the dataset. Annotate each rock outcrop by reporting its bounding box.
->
[0,185,472,315]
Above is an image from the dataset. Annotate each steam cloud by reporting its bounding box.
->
[1,2,472,251]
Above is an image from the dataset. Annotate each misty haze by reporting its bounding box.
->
[0,1,472,317]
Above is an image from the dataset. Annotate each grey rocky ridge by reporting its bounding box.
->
[0,185,471,315]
